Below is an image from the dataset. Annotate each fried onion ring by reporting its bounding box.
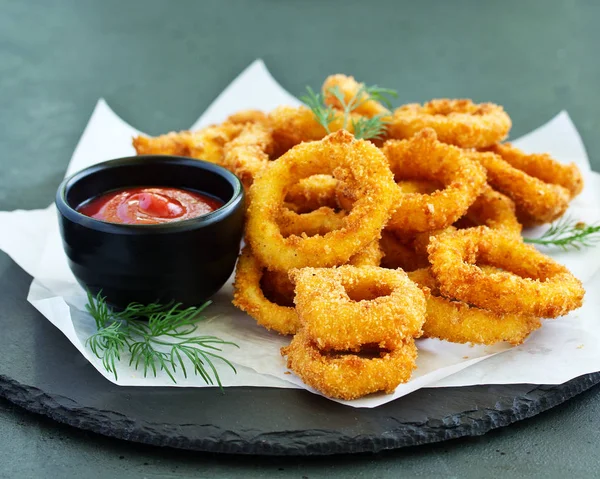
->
[322,74,389,118]
[232,247,299,335]
[382,129,487,233]
[388,99,511,148]
[246,130,397,271]
[132,123,243,164]
[380,230,429,271]
[281,330,418,400]
[222,123,276,189]
[458,186,522,236]
[408,268,541,345]
[468,151,570,226]
[486,143,584,199]
[226,109,269,126]
[428,227,585,318]
[290,265,426,351]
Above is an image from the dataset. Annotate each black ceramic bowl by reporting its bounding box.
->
[56,156,244,308]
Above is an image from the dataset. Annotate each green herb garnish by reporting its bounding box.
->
[524,217,600,250]
[85,291,238,388]
[300,83,397,140]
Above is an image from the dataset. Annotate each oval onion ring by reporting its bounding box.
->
[486,143,584,199]
[408,268,541,345]
[246,130,397,271]
[428,227,585,318]
[281,330,418,400]
[290,266,426,351]
[468,150,571,226]
[382,129,487,233]
[232,247,299,335]
[388,99,511,148]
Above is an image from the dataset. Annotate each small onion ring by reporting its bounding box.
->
[281,329,418,400]
[290,265,426,351]
[428,227,585,318]
[408,268,541,345]
[382,129,487,233]
[246,130,397,271]
[388,99,511,148]
[232,247,299,335]
[322,74,390,118]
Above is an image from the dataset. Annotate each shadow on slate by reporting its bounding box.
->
[0,252,598,456]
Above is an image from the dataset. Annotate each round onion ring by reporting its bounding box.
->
[388,99,511,148]
[428,227,585,318]
[290,265,426,351]
[232,247,299,335]
[467,151,570,226]
[408,268,541,345]
[382,129,487,233]
[246,130,397,271]
[281,329,418,400]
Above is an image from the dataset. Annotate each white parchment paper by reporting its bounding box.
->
[1,60,599,408]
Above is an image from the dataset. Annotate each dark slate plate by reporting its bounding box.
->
[1,254,599,456]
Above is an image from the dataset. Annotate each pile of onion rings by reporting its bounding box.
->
[132,73,587,400]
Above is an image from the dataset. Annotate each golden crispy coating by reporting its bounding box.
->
[281,330,418,400]
[226,109,269,126]
[246,130,397,271]
[408,268,541,345]
[380,230,429,272]
[389,99,511,148]
[290,265,426,351]
[322,74,390,118]
[284,175,340,213]
[347,239,384,267]
[468,151,570,226]
[232,247,299,335]
[428,227,585,318]
[381,129,487,234]
[132,123,243,164]
[222,123,275,189]
[461,185,522,236]
[486,143,584,199]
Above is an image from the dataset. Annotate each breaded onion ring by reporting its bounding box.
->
[284,175,339,213]
[322,74,389,118]
[486,143,584,199]
[428,227,585,318]
[380,230,429,272]
[389,99,511,148]
[290,266,426,351]
[468,151,570,226]
[382,129,487,233]
[226,109,269,126]
[348,240,384,267]
[458,186,522,236]
[246,130,397,271]
[132,123,243,164]
[281,330,418,400]
[408,268,541,345]
[222,123,275,189]
[232,247,299,335]
[268,106,357,156]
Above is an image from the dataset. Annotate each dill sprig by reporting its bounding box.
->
[524,217,600,250]
[300,83,397,140]
[85,291,238,388]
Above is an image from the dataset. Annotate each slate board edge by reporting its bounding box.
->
[1,372,599,456]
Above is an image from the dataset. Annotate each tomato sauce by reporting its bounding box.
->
[77,187,223,224]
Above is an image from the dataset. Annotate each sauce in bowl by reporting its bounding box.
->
[77,187,223,225]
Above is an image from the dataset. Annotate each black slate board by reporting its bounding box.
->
[1,254,599,456]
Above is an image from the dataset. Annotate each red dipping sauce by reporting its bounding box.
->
[77,187,223,225]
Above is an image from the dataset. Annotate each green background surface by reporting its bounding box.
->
[1,0,599,477]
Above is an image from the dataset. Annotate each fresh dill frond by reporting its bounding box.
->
[524,217,600,250]
[300,87,337,134]
[301,81,397,140]
[84,292,238,388]
[352,115,391,141]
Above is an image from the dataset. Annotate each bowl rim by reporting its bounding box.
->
[55,155,244,235]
